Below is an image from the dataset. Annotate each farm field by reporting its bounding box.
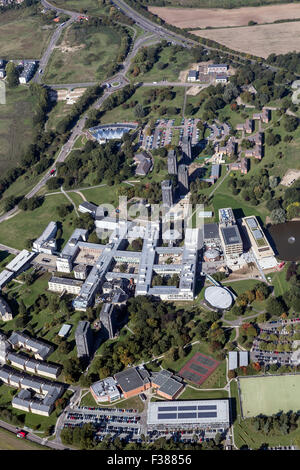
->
[148,0,297,7]
[0,87,35,174]
[43,24,123,84]
[0,8,54,59]
[239,375,300,418]
[149,3,300,29]
[191,22,300,58]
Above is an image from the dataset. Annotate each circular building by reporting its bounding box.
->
[203,248,221,262]
[204,286,233,310]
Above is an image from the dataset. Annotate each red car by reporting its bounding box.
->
[17,431,26,439]
[50,169,56,175]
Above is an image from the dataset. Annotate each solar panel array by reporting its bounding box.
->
[247,217,257,229]
[253,229,263,240]
[157,404,218,421]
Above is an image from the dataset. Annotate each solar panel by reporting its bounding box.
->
[247,217,257,229]
[178,406,196,411]
[178,412,197,419]
[253,229,263,239]
[198,405,217,410]
[198,412,217,418]
[158,413,177,420]
[158,406,177,412]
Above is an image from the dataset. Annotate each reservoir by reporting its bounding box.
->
[268,221,300,261]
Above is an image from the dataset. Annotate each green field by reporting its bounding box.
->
[51,0,109,15]
[0,194,76,250]
[0,428,46,451]
[43,24,123,84]
[0,8,54,59]
[0,87,35,174]
[239,375,300,418]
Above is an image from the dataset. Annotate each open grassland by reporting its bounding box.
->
[191,22,300,58]
[0,428,46,450]
[0,9,54,59]
[43,24,122,84]
[149,3,300,29]
[0,87,35,174]
[239,375,300,418]
[0,194,76,250]
[51,0,108,15]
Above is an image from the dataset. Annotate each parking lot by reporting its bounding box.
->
[62,406,142,440]
[140,118,202,151]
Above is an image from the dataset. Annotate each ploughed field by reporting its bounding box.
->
[191,22,300,58]
[149,3,300,29]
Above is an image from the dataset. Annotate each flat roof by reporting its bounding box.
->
[221,225,242,245]
[204,223,220,240]
[147,400,230,425]
[114,367,146,393]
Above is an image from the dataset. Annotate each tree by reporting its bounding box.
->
[5,62,19,88]
[271,208,286,224]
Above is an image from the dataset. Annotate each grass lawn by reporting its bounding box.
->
[80,392,145,412]
[269,265,289,297]
[80,184,120,207]
[0,194,77,250]
[0,86,35,175]
[43,24,123,84]
[51,0,109,15]
[0,8,54,59]
[0,428,46,450]
[129,44,195,83]
[179,387,228,400]
[46,100,73,131]
[231,378,300,449]
[239,375,300,418]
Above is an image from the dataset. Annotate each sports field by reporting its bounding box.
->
[239,375,300,418]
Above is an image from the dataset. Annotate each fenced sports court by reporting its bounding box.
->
[179,352,220,385]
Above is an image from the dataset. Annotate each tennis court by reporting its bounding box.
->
[239,375,300,418]
[179,352,220,386]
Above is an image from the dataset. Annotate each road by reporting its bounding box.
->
[0,419,71,450]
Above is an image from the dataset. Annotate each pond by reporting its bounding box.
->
[269,221,300,261]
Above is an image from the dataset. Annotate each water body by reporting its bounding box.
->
[269,221,300,261]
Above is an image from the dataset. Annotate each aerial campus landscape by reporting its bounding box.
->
[0,0,300,457]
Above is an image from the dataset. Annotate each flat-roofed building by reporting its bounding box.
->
[181,135,192,162]
[220,225,243,257]
[207,64,228,74]
[242,216,274,260]
[151,370,184,400]
[58,324,72,338]
[5,250,35,274]
[48,276,83,295]
[90,377,121,403]
[228,351,238,370]
[147,400,230,433]
[187,70,198,82]
[0,297,12,322]
[78,201,98,217]
[33,221,57,254]
[239,351,249,367]
[178,164,189,194]
[74,264,88,280]
[75,321,93,359]
[114,367,151,399]
[167,149,178,175]
[0,270,14,291]
[204,223,221,247]
[161,180,174,207]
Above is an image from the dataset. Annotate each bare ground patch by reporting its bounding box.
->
[191,22,300,58]
[149,4,300,29]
